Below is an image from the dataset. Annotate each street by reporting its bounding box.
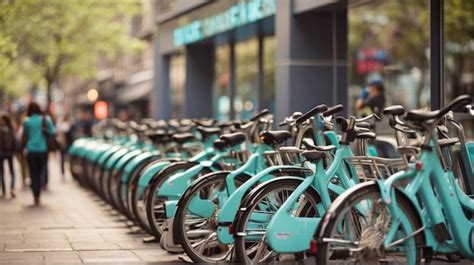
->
[0,157,472,264]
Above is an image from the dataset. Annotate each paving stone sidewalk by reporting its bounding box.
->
[0,157,180,264]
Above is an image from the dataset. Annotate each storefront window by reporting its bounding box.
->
[169,54,185,119]
[348,0,430,119]
[263,36,276,115]
[213,45,231,121]
[444,0,474,139]
[235,38,259,120]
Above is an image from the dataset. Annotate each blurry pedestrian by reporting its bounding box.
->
[0,114,18,198]
[57,114,73,176]
[15,112,30,187]
[75,109,93,138]
[21,102,56,206]
[355,80,386,116]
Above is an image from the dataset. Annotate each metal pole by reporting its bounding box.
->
[430,0,444,109]
[258,36,265,112]
[229,42,236,120]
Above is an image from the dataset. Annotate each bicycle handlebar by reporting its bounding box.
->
[355,113,381,123]
[322,104,344,117]
[295,104,328,124]
[250,109,270,122]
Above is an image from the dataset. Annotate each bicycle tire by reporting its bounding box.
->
[316,183,423,265]
[234,178,321,264]
[145,162,200,238]
[175,171,248,263]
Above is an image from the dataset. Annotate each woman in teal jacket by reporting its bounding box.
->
[21,102,56,206]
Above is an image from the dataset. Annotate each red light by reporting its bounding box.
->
[310,239,318,254]
[228,224,233,234]
[94,101,108,120]
[416,161,423,171]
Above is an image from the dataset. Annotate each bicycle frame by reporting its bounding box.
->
[161,143,268,219]
[264,144,358,252]
[374,139,474,258]
[215,129,341,245]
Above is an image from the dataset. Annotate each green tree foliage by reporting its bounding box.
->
[0,0,144,107]
[445,0,474,98]
[349,0,430,107]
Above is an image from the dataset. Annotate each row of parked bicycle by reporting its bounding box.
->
[69,95,474,264]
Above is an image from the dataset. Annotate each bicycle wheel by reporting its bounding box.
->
[120,156,159,222]
[234,178,321,263]
[175,171,247,263]
[124,157,160,225]
[145,162,201,238]
[316,183,423,265]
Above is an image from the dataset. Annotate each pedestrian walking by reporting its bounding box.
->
[0,114,18,198]
[57,114,73,176]
[15,112,30,187]
[21,102,56,206]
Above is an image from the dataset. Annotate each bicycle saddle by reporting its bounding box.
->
[213,139,227,151]
[356,132,376,140]
[220,132,246,146]
[172,133,195,144]
[302,138,336,152]
[260,130,292,146]
[197,126,221,139]
[194,119,215,127]
[383,105,405,116]
[302,150,326,162]
[406,95,471,122]
[147,130,171,143]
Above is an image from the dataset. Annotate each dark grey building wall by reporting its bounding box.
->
[153,36,171,119]
[275,0,347,123]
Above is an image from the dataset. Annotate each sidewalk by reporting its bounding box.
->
[0,156,179,264]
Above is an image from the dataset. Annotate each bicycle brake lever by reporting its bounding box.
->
[465,105,474,116]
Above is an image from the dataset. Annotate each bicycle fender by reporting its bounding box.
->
[148,161,198,185]
[175,171,233,209]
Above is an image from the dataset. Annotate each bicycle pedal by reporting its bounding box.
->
[142,236,158,243]
[178,255,193,263]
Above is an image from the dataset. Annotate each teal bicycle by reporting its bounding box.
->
[315,95,473,264]
[170,105,356,262]
[145,110,273,242]
[232,110,386,263]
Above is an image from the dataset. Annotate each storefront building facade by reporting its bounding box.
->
[153,0,348,123]
[153,0,473,136]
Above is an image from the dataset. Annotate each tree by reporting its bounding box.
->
[1,0,144,111]
[349,0,474,108]
[349,0,430,108]
[444,0,474,99]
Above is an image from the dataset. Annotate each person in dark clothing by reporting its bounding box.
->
[0,114,17,198]
[356,80,386,116]
[21,102,56,206]
[75,110,93,138]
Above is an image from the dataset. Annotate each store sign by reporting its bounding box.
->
[174,0,276,47]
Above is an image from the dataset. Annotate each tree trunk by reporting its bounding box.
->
[416,55,428,108]
[46,79,53,115]
[451,54,465,98]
